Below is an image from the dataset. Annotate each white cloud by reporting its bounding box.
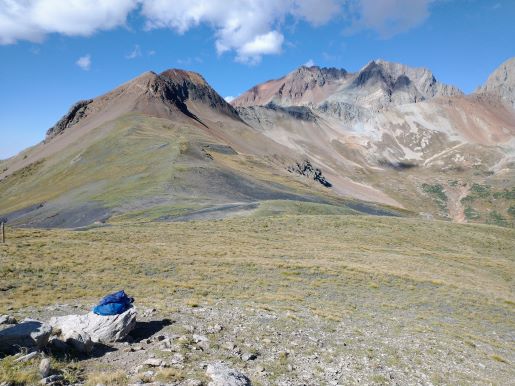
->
[141,0,340,63]
[237,31,284,64]
[126,44,142,59]
[0,0,139,45]
[224,96,235,103]
[0,0,437,62]
[76,54,91,71]
[304,59,315,67]
[346,0,434,38]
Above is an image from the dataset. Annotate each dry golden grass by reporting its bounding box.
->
[0,214,514,384]
[154,368,185,382]
[0,355,40,385]
[1,215,513,312]
[85,370,128,385]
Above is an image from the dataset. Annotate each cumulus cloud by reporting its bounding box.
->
[236,31,284,64]
[0,1,436,62]
[141,0,340,63]
[76,54,91,70]
[304,59,315,67]
[346,0,434,38]
[0,0,139,45]
[224,96,235,103]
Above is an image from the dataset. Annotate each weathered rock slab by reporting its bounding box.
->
[49,308,136,344]
[206,362,251,386]
[0,320,52,354]
[63,329,93,353]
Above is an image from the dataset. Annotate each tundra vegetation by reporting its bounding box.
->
[0,213,514,384]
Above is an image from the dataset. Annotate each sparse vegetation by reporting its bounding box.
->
[488,211,509,227]
[154,368,185,383]
[85,370,128,385]
[464,206,480,220]
[459,184,514,227]
[0,215,513,384]
[0,355,82,385]
[422,183,447,210]
[493,187,515,200]
[470,183,491,198]
[0,355,40,385]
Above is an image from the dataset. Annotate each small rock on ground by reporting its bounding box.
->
[206,362,251,386]
[39,357,51,378]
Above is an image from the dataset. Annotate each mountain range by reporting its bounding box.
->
[1,58,514,228]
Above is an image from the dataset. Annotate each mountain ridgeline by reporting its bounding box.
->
[1,58,514,227]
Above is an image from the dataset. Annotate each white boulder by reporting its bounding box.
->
[49,308,136,344]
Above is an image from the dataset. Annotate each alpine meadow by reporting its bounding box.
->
[0,1,514,385]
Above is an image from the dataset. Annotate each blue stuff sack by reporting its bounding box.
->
[93,290,134,316]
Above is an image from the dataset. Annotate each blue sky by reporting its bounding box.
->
[0,0,514,159]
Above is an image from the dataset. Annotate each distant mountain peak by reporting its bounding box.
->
[477,57,515,108]
[232,64,348,107]
[233,59,461,109]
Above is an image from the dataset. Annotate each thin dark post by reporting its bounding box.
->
[0,218,6,243]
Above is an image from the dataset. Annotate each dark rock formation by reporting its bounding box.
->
[46,99,93,139]
[288,160,332,188]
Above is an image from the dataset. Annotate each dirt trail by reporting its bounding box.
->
[446,184,470,223]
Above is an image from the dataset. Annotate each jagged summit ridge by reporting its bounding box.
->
[232,59,462,110]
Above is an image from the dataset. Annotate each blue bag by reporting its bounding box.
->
[93,290,134,316]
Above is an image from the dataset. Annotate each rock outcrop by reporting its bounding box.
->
[49,308,136,344]
[46,99,93,140]
[288,160,332,187]
[0,320,52,354]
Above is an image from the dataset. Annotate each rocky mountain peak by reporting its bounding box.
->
[233,60,462,109]
[232,65,348,107]
[46,69,238,140]
[352,60,389,87]
[476,57,515,108]
[352,59,462,101]
[159,69,208,87]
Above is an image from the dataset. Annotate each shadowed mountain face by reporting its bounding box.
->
[1,59,514,228]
